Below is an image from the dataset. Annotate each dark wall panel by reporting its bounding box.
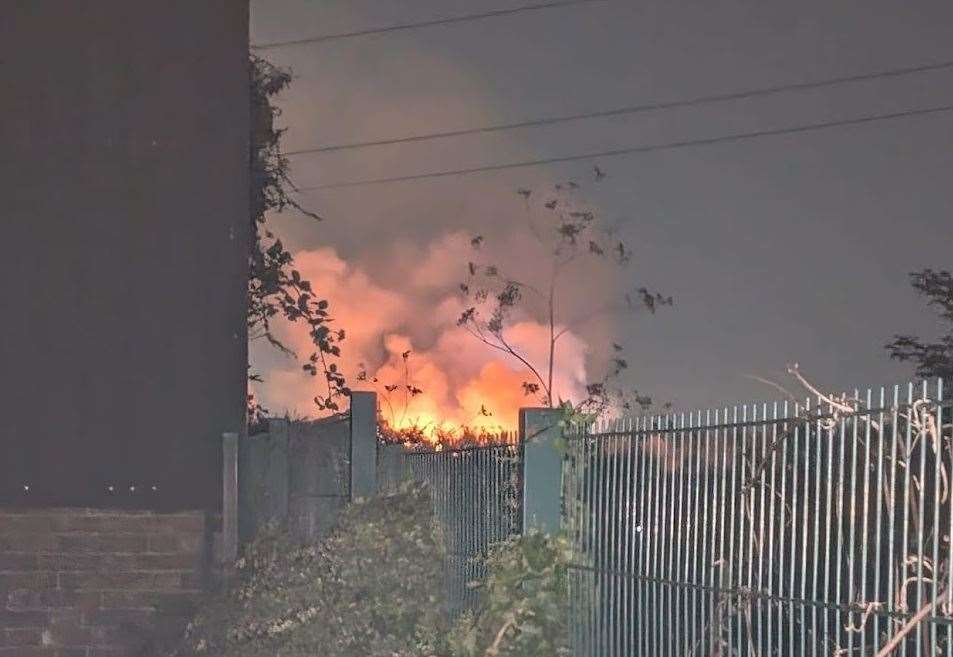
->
[0,1,250,510]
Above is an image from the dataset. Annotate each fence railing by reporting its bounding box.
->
[377,440,524,615]
[227,381,952,655]
[563,379,952,657]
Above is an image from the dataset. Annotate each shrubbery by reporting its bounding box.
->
[168,482,569,657]
[449,530,571,657]
[169,481,450,657]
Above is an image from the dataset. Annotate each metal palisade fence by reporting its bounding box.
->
[377,437,523,616]
[564,379,952,656]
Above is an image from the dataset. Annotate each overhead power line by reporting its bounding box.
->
[251,0,604,51]
[295,103,953,191]
[284,59,953,156]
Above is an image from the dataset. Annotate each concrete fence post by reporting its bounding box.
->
[265,418,290,522]
[349,391,377,500]
[221,431,239,565]
[519,407,564,535]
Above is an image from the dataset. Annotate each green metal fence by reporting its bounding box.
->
[564,379,952,656]
[377,439,523,615]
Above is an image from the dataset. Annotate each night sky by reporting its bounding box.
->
[248,0,953,420]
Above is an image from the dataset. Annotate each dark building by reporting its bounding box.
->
[1,1,250,510]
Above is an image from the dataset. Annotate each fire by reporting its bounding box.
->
[249,233,592,447]
[365,336,530,446]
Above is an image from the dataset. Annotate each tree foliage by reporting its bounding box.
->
[247,55,348,426]
[885,268,953,381]
[458,172,670,414]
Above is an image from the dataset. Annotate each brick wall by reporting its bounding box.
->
[0,509,220,656]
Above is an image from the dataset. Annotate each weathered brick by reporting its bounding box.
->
[99,590,196,613]
[0,647,59,656]
[0,508,211,657]
[6,588,100,611]
[151,513,207,534]
[37,553,136,573]
[0,516,60,535]
[60,515,147,534]
[59,570,186,592]
[0,571,56,593]
[0,552,38,572]
[49,608,82,625]
[147,534,202,554]
[0,609,50,628]
[88,623,130,646]
[56,512,206,534]
[98,591,152,610]
[2,626,44,646]
[134,552,197,570]
[74,512,203,533]
[56,649,89,657]
[0,534,57,552]
[156,591,203,618]
[65,590,105,613]
[89,649,126,657]
[85,607,154,628]
[46,619,93,647]
[151,612,192,632]
[56,534,148,554]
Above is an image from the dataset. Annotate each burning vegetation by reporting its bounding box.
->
[248,55,672,447]
[376,418,517,451]
[251,178,671,446]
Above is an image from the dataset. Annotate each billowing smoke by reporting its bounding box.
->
[250,229,597,435]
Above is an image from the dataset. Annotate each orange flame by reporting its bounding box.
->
[249,237,591,447]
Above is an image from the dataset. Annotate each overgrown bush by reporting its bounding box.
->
[167,481,572,657]
[448,530,571,657]
[168,482,450,657]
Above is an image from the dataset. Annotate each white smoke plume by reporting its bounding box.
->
[250,229,598,434]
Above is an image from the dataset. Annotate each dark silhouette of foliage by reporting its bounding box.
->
[376,420,513,450]
[355,353,428,431]
[359,356,514,449]
[247,56,348,423]
[886,269,953,380]
[457,171,671,413]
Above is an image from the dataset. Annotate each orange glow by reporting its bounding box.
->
[250,238,593,447]
[366,337,522,445]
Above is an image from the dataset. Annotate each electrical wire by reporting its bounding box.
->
[283,59,953,157]
[251,0,604,51]
[295,103,953,191]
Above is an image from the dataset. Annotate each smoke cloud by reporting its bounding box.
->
[250,229,596,434]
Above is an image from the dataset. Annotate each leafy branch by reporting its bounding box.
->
[356,351,425,432]
[457,172,671,415]
[247,55,349,420]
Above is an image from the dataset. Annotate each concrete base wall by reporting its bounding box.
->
[239,417,351,545]
[0,508,220,656]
